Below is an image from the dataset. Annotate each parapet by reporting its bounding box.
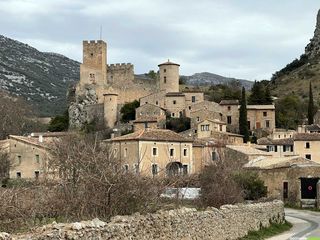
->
[108,63,134,71]
[83,40,107,45]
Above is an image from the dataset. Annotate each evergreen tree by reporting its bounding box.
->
[264,86,273,104]
[248,81,264,104]
[308,81,314,125]
[239,87,249,143]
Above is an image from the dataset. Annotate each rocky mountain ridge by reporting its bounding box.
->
[0,35,80,116]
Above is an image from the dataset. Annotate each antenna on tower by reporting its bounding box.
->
[99,25,103,40]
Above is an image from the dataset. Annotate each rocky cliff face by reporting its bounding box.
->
[305,10,320,59]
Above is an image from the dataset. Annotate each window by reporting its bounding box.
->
[170,148,174,157]
[219,125,223,131]
[89,73,95,78]
[200,124,209,131]
[182,165,188,175]
[124,164,129,173]
[134,164,139,174]
[35,171,39,179]
[17,155,21,164]
[90,53,94,56]
[173,100,176,105]
[283,182,288,199]
[263,111,267,117]
[227,106,231,111]
[144,122,148,129]
[194,129,197,133]
[247,121,251,129]
[156,101,159,105]
[152,147,158,156]
[152,164,158,176]
[306,142,310,149]
[183,148,188,157]
[265,120,270,128]
[164,76,167,83]
[227,116,232,124]
[164,69,166,73]
[268,146,274,152]
[16,172,21,178]
[290,145,294,152]
[35,154,40,164]
[124,148,128,157]
[179,111,183,117]
[212,152,217,161]
[306,154,311,160]
[171,112,175,117]
[275,146,278,152]
[191,96,196,103]
[197,116,200,122]
[283,145,286,152]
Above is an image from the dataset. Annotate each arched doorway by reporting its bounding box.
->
[166,162,182,176]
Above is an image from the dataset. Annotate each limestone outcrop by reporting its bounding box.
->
[305,10,320,59]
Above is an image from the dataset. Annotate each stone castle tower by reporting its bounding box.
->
[103,92,118,128]
[158,60,180,93]
[78,40,108,103]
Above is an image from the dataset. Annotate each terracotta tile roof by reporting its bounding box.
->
[136,103,166,111]
[158,60,180,67]
[257,137,294,145]
[9,135,51,149]
[108,129,193,142]
[293,133,320,141]
[306,124,320,132]
[244,156,320,169]
[198,118,226,125]
[219,100,239,105]
[226,145,273,156]
[246,105,275,110]
[165,92,185,97]
[133,117,158,123]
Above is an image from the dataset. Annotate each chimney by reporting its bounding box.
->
[110,133,115,139]
[39,135,43,143]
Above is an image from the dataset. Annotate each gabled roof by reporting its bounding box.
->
[257,137,294,145]
[165,92,185,97]
[158,60,180,67]
[306,124,320,132]
[198,118,226,125]
[226,145,273,156]
[219,100,239,105]
[9,135,50,149]
[246,105,275,110]
[108,129,193,143]
[244,156,320,170]
[294,133,320,141]
[136,103,166,112]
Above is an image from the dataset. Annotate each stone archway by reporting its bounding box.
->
[166,162,182,177]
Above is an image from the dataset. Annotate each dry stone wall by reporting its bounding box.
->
[2,200,284,240]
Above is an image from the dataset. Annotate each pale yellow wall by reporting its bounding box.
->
[192,145,220,173]
[247,109,275,131]
[140,91,166,108]
[197,120,227,139]
[183,92,204,117]
[294,140,320,163]
[8,139,48,179]
[135,104,166,121]
[111,140,193,177]
[159,64,179,93]
[133,122,158,132]
[165,95,186,118]
[269,131,295,140]
[219,104,239,133]
[190,110,224,129]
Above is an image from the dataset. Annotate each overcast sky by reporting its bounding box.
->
[0,0,319,80]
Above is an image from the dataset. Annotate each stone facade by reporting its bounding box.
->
[197,119,227,139]
[247,105,276,131]
[293,133,320,162]
[3,201,284,240]
[158,60,180,93]
[219,100,239,133]
[106,129,194,177]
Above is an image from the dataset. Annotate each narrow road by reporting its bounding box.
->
[267,208,320,240]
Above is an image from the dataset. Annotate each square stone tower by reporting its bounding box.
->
[79,40,107,102]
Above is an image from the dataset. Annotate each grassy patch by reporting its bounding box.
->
[240,221,292,240]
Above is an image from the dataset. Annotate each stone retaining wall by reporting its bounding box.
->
[1,200,284,240]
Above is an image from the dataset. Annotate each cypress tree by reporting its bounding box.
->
[239,87,249,143]
[308,81,314,125]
